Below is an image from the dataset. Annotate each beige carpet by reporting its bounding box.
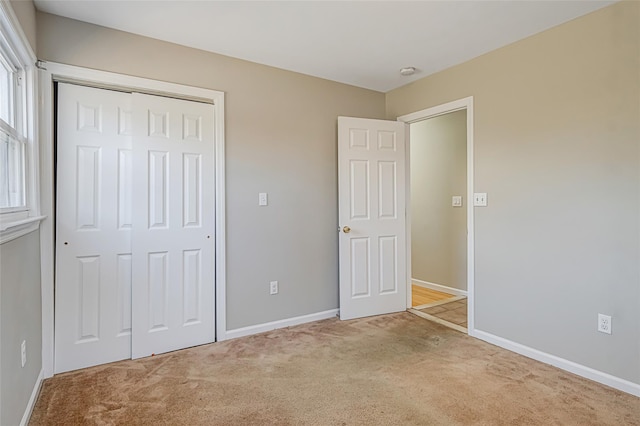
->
[30,313,639,425]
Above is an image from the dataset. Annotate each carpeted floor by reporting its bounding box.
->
[30,312,639,425]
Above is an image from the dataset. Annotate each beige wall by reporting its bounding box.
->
[9,0,36,53]
[1,230,42,425]
[36,12,386,330]
[410,110,467,291]
[388,2,640,383]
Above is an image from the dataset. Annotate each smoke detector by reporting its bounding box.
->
[400,67,416,76]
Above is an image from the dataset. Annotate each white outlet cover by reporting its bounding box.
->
[597,313,612,334]
[473,192,488,207]
[452,196,463,207]
[259,192,268,206]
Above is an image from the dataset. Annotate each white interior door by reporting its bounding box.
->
[338,117,407,320]
[55,83,133,373]
[131,93,215,358]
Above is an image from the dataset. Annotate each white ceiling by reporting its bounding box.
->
[34,0,614,92]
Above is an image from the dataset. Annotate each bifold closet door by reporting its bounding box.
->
[55,84,215,373]
[131,93,215,359]
[55,83,134,373]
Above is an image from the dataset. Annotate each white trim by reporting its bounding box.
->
[38,68,55,379]
[412,278,467,297]
[25,64,40,215]
[41,63,220,103]
[214,92,227,342]
[0,2,36,64]
[0,215,44,244]
[398,96,475,334]
[39,62,226,378]
[0,1,41,244]
[403,123,412,310]
[0,1,36,64]
[0,117,26,140]
[225,309,339,340]
[472,329,640,398]
[19,368,43,426]
[399,100,467,123]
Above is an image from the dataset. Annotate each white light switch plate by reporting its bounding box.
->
[259,192,268,206]
[473,193,488,207]
[452,196,462,207]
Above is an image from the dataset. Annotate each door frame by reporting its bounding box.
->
[397,96,475,334]
[38,62,227,378]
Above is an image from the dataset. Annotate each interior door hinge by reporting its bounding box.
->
[35,60,47,70]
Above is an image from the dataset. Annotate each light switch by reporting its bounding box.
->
[258,192,268,206]
[452,196,462,207]
[473,193,488,207]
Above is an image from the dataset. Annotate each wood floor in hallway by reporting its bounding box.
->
[411,284,455,307]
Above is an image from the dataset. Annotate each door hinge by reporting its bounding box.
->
[35,60,47,70]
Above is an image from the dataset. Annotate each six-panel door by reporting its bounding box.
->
[55,84,134,373]
[338,117,407,320]
[131,93,215,359]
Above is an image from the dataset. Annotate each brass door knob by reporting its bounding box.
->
[342,226,351,233]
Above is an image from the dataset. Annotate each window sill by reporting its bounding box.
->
[0,215,45,245]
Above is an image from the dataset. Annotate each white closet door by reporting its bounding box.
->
[131,93,215,358]
[56,85,216,372]
[55,83,133,373]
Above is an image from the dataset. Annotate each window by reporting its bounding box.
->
[0,55,15,125]
[0,125,26,209]
[0,54,26,211]
[0,2,40,242]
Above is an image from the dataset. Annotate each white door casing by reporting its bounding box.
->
[40,62,226,379]
[338,117,407,320]
[55,83,133,373]
[397,96,475,333]
[131,93,215,358]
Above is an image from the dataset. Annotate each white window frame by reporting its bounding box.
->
[0,2,43,244]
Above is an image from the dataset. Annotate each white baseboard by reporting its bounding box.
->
[471,329,640,398]
[224,309,339,340]
[412,278,467,297]
[20,368,44,426]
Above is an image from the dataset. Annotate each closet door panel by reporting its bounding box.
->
[131,93,215,359]
[55,83,133,373]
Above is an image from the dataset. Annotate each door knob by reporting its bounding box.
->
[342,226,351,233]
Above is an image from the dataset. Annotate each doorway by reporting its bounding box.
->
[398,97,474,333]
[409,110,467,328]
[54,82,215,373]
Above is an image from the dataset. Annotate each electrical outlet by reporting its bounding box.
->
[270,281,278,295]
[597,314,612,334]
[21,340,26,368]
[473,193,488,207]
